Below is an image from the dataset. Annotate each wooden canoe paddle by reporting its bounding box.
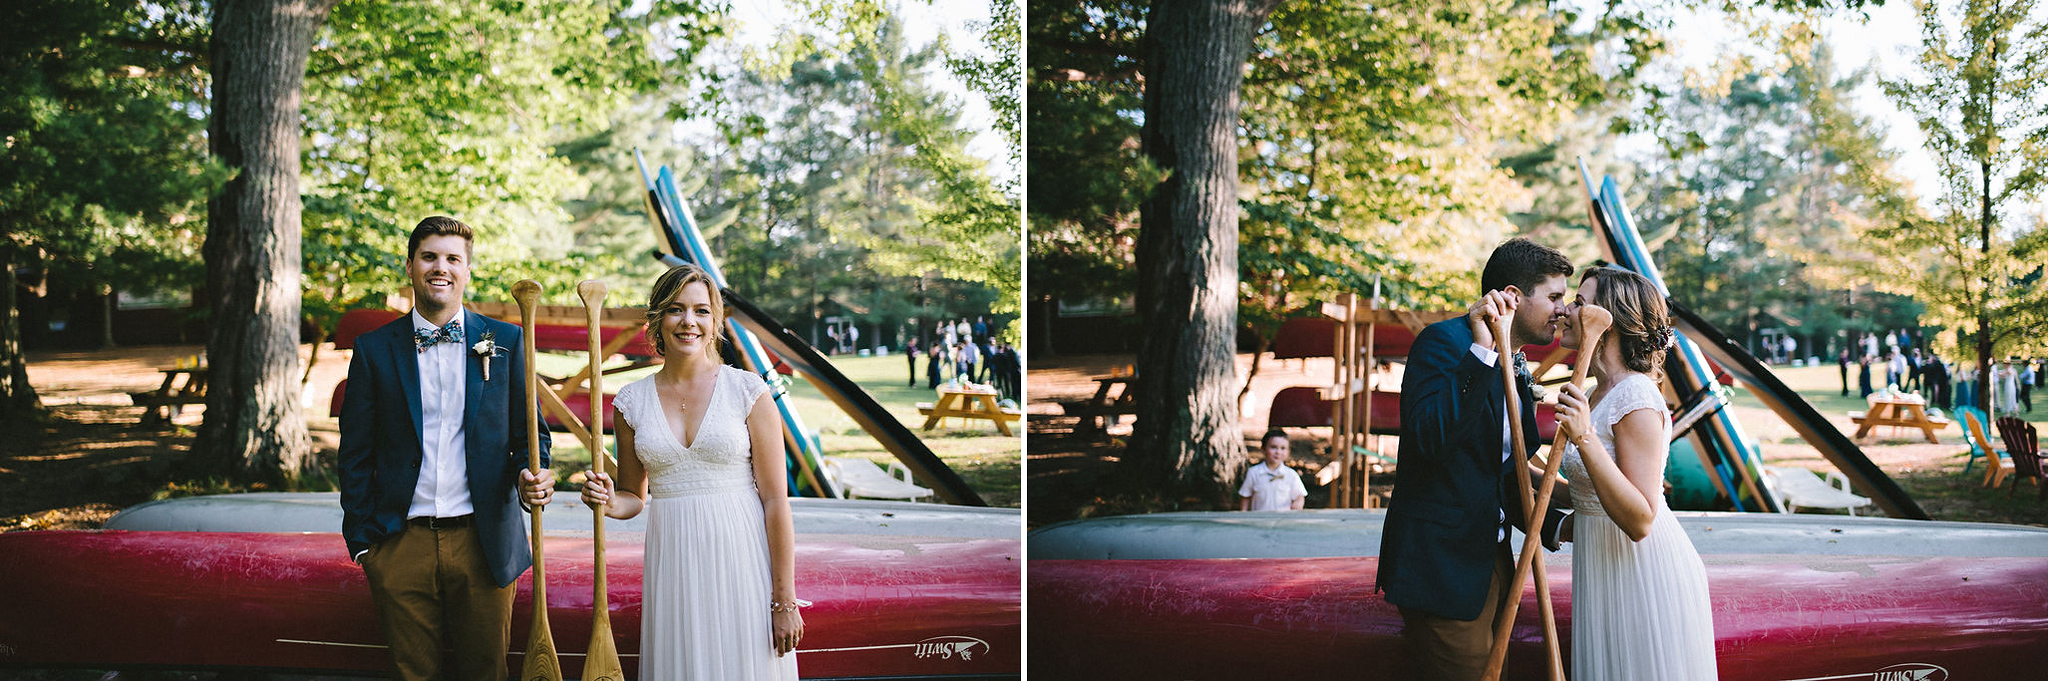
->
[577,280,625,681]
[1485,308,1565,681]
[1483,303,1613,681]
[512,280,562,681]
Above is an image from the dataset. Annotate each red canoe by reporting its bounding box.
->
[1029,510,2048,680]
[0,493,1019,679]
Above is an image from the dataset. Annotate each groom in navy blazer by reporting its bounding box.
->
[1378,238,1574,680]
[339,216,555,681]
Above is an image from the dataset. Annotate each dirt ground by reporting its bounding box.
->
[1029,352,2048,529]
[0,344,348,532]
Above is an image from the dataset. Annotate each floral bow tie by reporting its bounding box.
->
[414,320,462,352]
[1512,351,1532,384]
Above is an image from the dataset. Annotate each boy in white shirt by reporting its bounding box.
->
[1240,429,1308,511]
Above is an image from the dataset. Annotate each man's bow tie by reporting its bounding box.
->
[415,320,462,351]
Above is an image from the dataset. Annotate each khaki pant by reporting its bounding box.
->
[362,523,515,681]
[1398,544,1516,681]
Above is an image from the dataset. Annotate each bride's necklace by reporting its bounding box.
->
[659,367,713,414]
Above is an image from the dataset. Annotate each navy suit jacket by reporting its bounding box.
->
[1377,317,1562,620]
[337,309,551,588]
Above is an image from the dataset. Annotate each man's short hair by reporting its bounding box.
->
[1261,428,1289,447]
[1479,237,1573,297]
[407,216,474,260]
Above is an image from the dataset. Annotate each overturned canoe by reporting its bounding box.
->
[0,493,1019,680]
[1029,509,2048,680]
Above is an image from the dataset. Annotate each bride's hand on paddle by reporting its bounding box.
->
[580,470,612,511]
[774,609,804,656]
[1466,289,1519,352]
[1555,383,1593,445]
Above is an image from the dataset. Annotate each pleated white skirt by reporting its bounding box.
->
[641,489,799,680]
[1570,507,1719,681]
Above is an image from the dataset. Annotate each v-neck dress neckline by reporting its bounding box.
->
[655,368,723,451]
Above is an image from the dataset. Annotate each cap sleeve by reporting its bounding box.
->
[611,378,642,432]
[732,366,772,407]
[1604,374,1669,428]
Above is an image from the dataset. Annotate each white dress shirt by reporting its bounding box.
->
[1239,462,1308,511]
[409,309,474,519]
[1472,343,1513,542]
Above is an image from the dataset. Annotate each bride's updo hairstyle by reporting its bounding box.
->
[646,263,725,359]
[1581,266,1673,381]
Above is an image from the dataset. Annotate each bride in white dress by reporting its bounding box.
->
[1551,266,1718,681]
[581,263,803,680]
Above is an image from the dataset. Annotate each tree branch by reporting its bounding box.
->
[305,48,359,79]
[1037,66,1141,83]
[1032,37,1141,60]
[108,62,205,79]
[113,38,207,59]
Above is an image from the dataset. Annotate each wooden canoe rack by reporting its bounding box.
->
[468,301,656,455]
[1315,298,1460,509]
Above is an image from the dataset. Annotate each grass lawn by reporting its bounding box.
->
[1724,362,2048,527]
[531,352,1020,508]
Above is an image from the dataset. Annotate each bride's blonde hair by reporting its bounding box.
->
[1581,266,1673,382]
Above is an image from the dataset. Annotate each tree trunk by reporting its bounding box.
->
[99,283,116,350]
[1976,157,1993,413]
[1127,0,1281,506]
[1,245,42,420]
[193,0,338,486]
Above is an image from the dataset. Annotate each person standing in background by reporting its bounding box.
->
[1925,353,1952,410]
[2020,359,2034,413]
[1838,348,1851,397]
[1995,359,2021,415]
[1906,349,1923,393]
[905,338,921,387]
[1859,355,1874,399]
[1956,360,1977,410]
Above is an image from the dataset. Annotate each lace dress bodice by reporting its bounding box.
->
[1559,373,1671,517]
[617,366,771,498]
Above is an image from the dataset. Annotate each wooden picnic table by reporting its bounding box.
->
[131,367,209,426]
[1850,396,1950,444]
[919,386,1021,436]
[1062,375,1136,437]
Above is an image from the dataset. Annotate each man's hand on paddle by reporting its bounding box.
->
[519,468,555,510]
[1466,289,1520,352]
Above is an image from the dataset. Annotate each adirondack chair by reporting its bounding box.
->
[1956,405,1994,475]
[1996,416,2045,499]
[1966,410,2012,489]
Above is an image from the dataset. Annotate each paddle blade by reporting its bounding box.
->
[521,607,562,681]
[583,610,626,681]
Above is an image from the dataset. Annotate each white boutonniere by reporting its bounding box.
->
[472,331,502,381]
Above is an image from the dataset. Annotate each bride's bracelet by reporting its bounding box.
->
[770,598,813,613]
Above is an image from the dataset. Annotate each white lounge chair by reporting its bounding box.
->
[823,456,935,502]
[1764,466,1873,516]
